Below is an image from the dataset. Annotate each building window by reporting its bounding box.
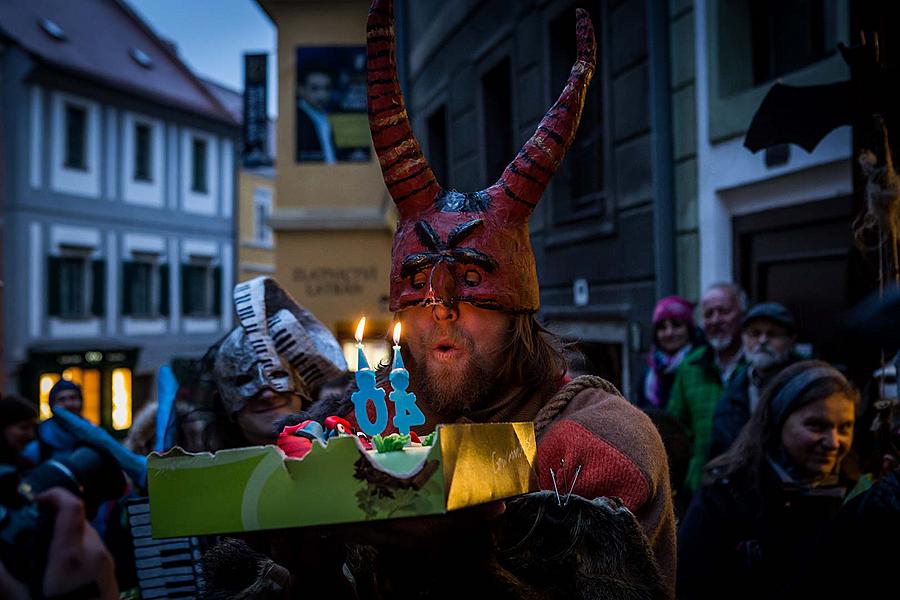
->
[481,57,514,186]
[181,261,221,316]
[38,369,102,425]
[254,187,273,246]
[134,122,152,182]
[111,367,133,431]
[59,256,89,317]
[122,256,166,317]
[191,137,208,193]
[426,105,449,186]
[131,262,154,315]
[64,103,87,170]
[548,5,605,223]
[48,253,105,318]
[749,0,835,86]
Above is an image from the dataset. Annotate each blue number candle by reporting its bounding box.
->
[388,322,425,436]
[350,317,388,436]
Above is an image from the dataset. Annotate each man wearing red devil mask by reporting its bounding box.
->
[364,0,675,592]
[202,2,676,598]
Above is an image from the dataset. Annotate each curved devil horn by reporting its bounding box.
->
[484,8,596,221]
[367,0,439,218]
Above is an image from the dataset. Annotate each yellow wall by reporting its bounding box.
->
[237,168,276,283]
[275,230,393,334]
[266,0,387,210]
[261,0,393,334]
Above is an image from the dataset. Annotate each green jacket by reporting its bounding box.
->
[667,345,745,493]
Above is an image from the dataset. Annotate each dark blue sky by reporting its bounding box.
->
[125,0,278,117]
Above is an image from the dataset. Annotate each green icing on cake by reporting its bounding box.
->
[372,433,410,453]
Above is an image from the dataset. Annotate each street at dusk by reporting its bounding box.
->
[0,1,897,598]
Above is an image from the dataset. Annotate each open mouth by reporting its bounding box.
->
[432,340,462,360]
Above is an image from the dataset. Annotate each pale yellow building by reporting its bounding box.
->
[258,0,394,363]
[237,166,277,283]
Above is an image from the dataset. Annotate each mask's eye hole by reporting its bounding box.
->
[270,370,289,379]
[412,270,427,289]
[234,375,253,386]
[463,269,481,287]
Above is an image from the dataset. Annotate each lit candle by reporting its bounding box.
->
[388,322,425,436]
[350,317,388,437]
[355,317,369,370]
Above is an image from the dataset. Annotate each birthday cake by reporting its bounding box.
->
[277,415,437,476]
[147,420,537,538]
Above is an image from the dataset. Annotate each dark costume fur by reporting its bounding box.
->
[200,491,665,600]
[495,492,667,600]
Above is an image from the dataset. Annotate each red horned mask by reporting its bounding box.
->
[367,0,596,313]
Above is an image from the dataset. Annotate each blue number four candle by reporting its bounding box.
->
[388,322,425,435]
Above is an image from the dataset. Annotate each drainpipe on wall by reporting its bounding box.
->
[647,0,676,298]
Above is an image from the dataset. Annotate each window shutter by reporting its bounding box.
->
[212,266,222,316]
[181,265,190,315]
[159,264,170,316]
[47,256,62,316]
[91,260,105,316]
[121,261,134,316]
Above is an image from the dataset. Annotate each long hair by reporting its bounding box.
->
[498,314,569,396]
[703,360,859,490]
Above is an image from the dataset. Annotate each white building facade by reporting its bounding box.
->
[0,1,239,431]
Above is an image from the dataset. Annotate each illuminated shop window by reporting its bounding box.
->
[60,367,102,425]
[111,368,133,431]
[38,373,61,421]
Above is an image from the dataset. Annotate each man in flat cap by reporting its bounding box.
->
[710,302,800,457]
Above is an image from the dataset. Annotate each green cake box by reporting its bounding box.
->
[147,422,538,538]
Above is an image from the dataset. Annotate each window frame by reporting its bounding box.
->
[182,259,214,317]
[479,55,516,189]
[425,103,450,188]
[125,253,162,318]
[133,121,153,183]
[253,186,274,247]
[542,0,614,242]
[57,251,92,319]
[706,0,849,142]
[191,136,209,194]
[63,102,88,171]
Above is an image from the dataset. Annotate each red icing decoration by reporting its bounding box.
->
[277,420,316,459]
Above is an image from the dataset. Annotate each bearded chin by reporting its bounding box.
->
[708,335,733,351]
[407,351,496,418]
[748,348,788,370]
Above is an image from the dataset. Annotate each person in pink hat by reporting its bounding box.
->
[641,296,699,410]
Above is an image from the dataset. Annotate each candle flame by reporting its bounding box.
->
[393,322,402,346]
[355,317,366,343]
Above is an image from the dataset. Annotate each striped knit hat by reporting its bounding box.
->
[367,0,596,313]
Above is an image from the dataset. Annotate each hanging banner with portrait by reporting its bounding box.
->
[295,46,370,163]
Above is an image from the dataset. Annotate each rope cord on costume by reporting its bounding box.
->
[534,375,623,438]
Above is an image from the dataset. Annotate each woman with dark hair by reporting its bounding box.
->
[676,360,858,600]
[0,395,37,471]
[640,296,698,410]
